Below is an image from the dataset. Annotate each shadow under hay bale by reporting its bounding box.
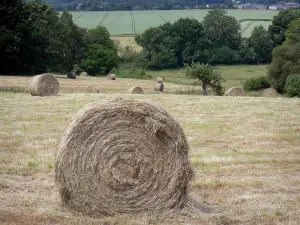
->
[67,71,76,79]
[55,98,193,216]
[225,87,244,96]
[262,88,277,97]
[156,77,163,83]
[29,74,59,96]
[85,86,100,93]
[129,86,143,94]
[107,73,116,80]
[80,72,88,76]
[154,83,164,92]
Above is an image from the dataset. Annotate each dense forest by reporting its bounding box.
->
[26,0,293,11]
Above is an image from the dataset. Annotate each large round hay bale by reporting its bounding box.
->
[85,85,100,93]
[156,77,163,83]
[107,73,116,80]
[80,72,88,76]
[154,83,164,92]
[55,98,193,216]
[262,88,277,97]
[29,74,59,96]
[67,71,76,79]
[225,87,244,96]
[129,86,143,94]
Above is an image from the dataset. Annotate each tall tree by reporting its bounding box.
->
[202,9,242,50]
[0,0,27,74]
[268,8,300,47]
[268,18,300,93]
[248,25,273,64]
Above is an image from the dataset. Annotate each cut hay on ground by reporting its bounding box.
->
[80,72,88,76]
[55,98,193,216]
[85,85,100,93]
[129,86,143,94]
[262,88,278,97]
[107,73,116,80]
[154,83,164,92]
[67,72,76,79]
[156,77,163,83]
[29,74,59,96]
[225,87,245,96]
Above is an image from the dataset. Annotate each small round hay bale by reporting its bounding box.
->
[225,87,244,96]
[29,74,59,96]
[262,88,277,97]
[55,98,193,216]
[107,73,116,80]
[67,71,76,79]
[85,86,100,93]
[129,86,144,94]
[156,77,163,83]
[154,83,164,92]
[80,72,88,76]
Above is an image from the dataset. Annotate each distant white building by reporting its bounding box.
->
[269,3,299,10]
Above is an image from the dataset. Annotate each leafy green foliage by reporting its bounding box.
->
[243,76,271,91]
[248,25,273,64]
[185,63,226,96]
[80,26,118,76]
[269,8,300,46]
[268,18,300,93]
[284,74,300,97]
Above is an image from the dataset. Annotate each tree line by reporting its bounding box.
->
[135,8,300,69]
[1,0,118,75]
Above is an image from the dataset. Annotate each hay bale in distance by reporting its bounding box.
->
[67,71,76,79]
[262,88,277,97]
[29,74,59,96]
[129,86,144,94]
[80,72,88,76]
[85,86,100,93]
[225,87,245,96]
[55,98,193,216]
[154,83,164,92]
[107,73,116,80]
[156,77,163,83]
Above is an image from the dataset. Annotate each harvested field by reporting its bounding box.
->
[0,90,300,224]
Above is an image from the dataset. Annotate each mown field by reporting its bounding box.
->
[70,9,278,37]
[0,65,268,96]
[0,71,300,224]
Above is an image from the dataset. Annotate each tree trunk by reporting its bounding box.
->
[202,82,207,96]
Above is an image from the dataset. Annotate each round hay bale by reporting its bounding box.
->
[55,98,193,216]
[225,87,244,96]
[85,86,100,93]
[154,83,164,92]
[80,72,88,76]
[262,88,277,97]
[156,77,163,83]
[29,74,59,96]
[129,86,144,94]
[67,71,76,79]
[107,73,116,80]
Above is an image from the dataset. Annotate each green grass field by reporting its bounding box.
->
[70,10,278,37]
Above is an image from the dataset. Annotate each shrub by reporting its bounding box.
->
[243,76,271,91]
[284,74,300,97]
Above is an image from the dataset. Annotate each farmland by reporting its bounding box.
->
[1,71,300,224]
[70,9,278,37]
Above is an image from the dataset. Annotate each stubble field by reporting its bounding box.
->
[0,74,300,224]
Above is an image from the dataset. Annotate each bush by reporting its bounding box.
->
[243,76,271,91]
[284,74,300,97]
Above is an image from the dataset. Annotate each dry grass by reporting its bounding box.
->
[0,75,187,94]
[112,36,142,53]
[0,76,300,224]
